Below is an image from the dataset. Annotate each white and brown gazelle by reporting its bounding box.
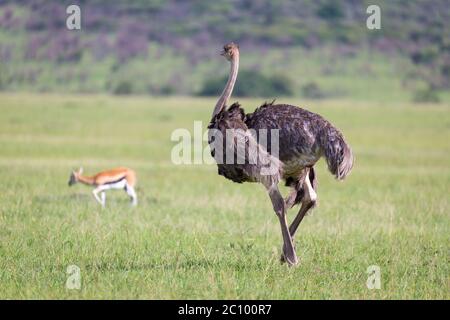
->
[68,167,137,207]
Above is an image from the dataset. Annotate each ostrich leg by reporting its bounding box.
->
[289,201,315,237]
[281,168,317,263]
[280,201,315,263]
[267,184,299,266]
[289,168,317,237]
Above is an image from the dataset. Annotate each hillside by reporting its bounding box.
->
[0,0,448,101]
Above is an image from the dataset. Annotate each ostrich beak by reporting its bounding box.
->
[220,50,226,56]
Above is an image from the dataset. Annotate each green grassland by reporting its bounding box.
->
[0,93,449,299]
[4,37,448,104]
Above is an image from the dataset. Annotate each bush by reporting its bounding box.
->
[149,84,176,96]
[0,66,6,90]
[267,74,293,96]
[112,80,133,95]
[198,70,293,97]
[413,87,440,103]
[159,85,175,96]
[301,82,325,99]
[316,2,344,21]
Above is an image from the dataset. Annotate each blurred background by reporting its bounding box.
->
[0,0,449,102]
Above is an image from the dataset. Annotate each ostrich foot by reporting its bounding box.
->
[281,251,299,266]
[280,244,299,265]
[280,241,299,266]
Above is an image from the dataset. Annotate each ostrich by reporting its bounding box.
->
[208,43,354,266]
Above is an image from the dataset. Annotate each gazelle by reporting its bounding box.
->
[68,167,137,207]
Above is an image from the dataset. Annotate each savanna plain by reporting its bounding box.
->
[0,93,448,299]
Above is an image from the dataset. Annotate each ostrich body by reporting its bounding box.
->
[208,43,353,266]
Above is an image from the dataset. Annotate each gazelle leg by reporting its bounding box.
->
[93,186,106,207]
[100,192,106,207]
[267,184,298,266]
[125,184,137,206]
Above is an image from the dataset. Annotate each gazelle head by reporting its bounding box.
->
[68,167,83,186]
[220,42,239,62]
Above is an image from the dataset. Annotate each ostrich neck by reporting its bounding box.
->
[77,174,95,186]
[212,54,239,119]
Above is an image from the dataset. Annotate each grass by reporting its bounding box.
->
[0,93,449,299]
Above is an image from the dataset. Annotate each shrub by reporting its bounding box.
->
[266,74,293,96]
[413,87,440,103]
[198,70,293,97]
[112,80,133,95]
[150,84,176,96]
[316,2,344,21]
[301,82,325,99]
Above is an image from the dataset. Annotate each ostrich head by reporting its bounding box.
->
[220,42,239,61]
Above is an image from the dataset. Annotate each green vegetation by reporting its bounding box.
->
[413,86,441,104]
[199,70,293,97]
[301,82,326,99]
[0,93,448,299]
[112,80,134,95]
[0,1,449,101]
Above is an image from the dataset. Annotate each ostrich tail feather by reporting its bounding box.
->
[321,127,354,180]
